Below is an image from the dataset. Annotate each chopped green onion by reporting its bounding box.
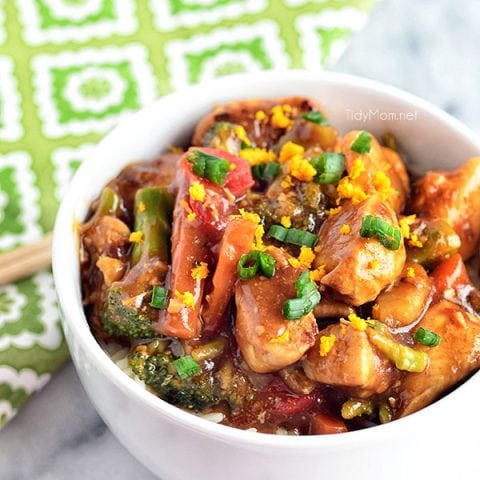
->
[189,152,206,177]
[238,250,276,279]
[150,286,168,309]
[360,215,402,250]
[295,271,311,295]
[258,251,275,278]
[205,158,229,184]
[187,150,230,185]
[252,161,281,184]
[295,273,320,312]
[302,110,330,126]
[285,228,317,248]
[240,140,254,150]
[283,298,308,320]
[237,250,260,279]
[268,225,288,242]
[267,225,317,248]
[173,355,201,379]
[302,284,321,311]
[310,153,345,184]
[414,327,441,347]
[264,162,281,182]
[284,272,321,320]
[350,131,372,154]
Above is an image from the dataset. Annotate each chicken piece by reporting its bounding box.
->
[340,131,410,214]
[302,323,395,398]
[95,256,125,287]
[193,97,322,150]
[107,153,179,221]
[372,261,432,328]
[235,247,318,373]
[409,157,480,260]
[313,298,354,319]
[81,215,130,257]
[277,114,339,152]
[314,196,406,306]
[396,300,480,417]
[382,147,410,195]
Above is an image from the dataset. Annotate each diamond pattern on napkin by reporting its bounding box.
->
[31,45,158,137]
[165,21,290,88]
[0,57,23,142]
[0,152,42,251]
[16,0,138,45]
[149,0,268,31]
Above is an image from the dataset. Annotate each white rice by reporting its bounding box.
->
[114,357,129,370]
[100,342,146,388]
[195,412,225,424]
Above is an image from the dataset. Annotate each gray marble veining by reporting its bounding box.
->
[1,0,480,478]
[335,0,480,132]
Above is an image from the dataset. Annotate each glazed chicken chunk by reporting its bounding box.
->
[193,97,324,150]
[314,196,406,306]
[340,130,410,214]
[235,247,318,373]
[303,323,395,398]
[410,156,480,260]
[396,300,480,417]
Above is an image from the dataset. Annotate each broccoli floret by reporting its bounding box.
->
[222,368,254,409]
[102,286,157,339]
[129,348,255,411]
[129,351,220,410]
[242,181,328,234]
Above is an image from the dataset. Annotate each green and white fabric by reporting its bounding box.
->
[0,0,376,428]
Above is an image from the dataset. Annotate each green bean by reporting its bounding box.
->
[131,187,173,265]
[84,187,121,229]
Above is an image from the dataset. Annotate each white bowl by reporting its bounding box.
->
[53,71,480,480]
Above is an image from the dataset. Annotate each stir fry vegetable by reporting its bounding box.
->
[101,187,173,339]
[80,96,480,436]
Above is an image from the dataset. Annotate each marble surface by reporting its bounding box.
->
[2,0,480,478]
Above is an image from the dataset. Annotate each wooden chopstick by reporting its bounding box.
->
[0,233,53,286]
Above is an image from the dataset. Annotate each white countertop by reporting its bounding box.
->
[1,0,480,478]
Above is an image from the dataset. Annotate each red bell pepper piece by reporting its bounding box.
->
[431,253,471,301]
[184,147,254,198]
[264,379,317,420]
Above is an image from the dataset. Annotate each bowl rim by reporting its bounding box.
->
[53,69,480,450]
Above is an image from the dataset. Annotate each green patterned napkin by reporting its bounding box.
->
[0,0,376,428]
